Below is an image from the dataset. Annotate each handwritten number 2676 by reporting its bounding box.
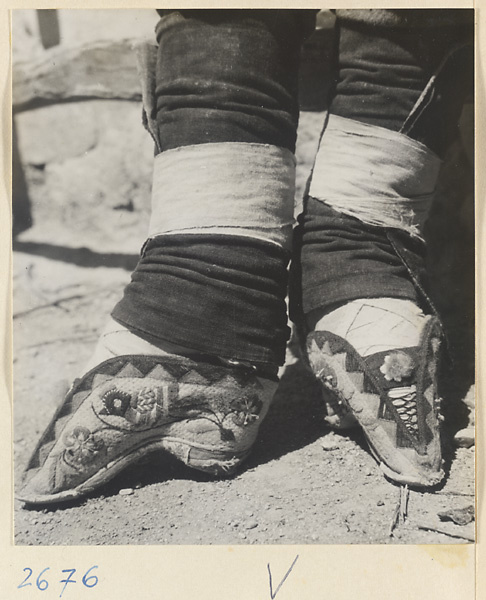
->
[18,566,98,596]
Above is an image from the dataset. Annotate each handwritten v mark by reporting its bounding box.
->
[267,554,299,599]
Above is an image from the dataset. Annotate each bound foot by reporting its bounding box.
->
[18,319,278,506]
[306,298,444,487]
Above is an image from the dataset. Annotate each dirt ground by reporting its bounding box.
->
[12,106,476,545]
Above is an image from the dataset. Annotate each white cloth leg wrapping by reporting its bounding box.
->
[149,142,296,251]
[308,115,442,240]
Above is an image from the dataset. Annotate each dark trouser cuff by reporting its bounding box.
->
[113,235,291,367]
[290,199,420,322]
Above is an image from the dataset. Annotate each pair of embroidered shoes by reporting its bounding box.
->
[17,316,445,506]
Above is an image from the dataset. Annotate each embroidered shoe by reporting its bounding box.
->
[17,354,277,505]
[307,316,444,487]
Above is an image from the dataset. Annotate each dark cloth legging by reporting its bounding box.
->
[292,11,473,321]
[113,9,473,367]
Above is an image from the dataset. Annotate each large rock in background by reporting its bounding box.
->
[13,9,158,253]
[15,100,154,253]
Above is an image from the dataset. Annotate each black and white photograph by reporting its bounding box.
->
[12,8,475,548]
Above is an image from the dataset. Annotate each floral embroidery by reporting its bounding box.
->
[101,388,131,417]
[388,386,418,433]
[63,426,105,470]
[168,387,264,442]
[132,388,157,412]
[125,388,163,426]
[230,394,263,426]
[380,351,414,382]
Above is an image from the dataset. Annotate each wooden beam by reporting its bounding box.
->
[13,39,155,113]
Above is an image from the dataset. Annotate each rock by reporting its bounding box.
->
[321,437,339,451]
[245,520,258,530]
[438,505,475,526]
[462,385,475,411]
[16,103,98,165]
[377,500,385,506]
[454,427,475,448]
[17,99,154,255]
[119,488,134,496]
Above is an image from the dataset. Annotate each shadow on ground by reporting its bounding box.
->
[13,240,139,270]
